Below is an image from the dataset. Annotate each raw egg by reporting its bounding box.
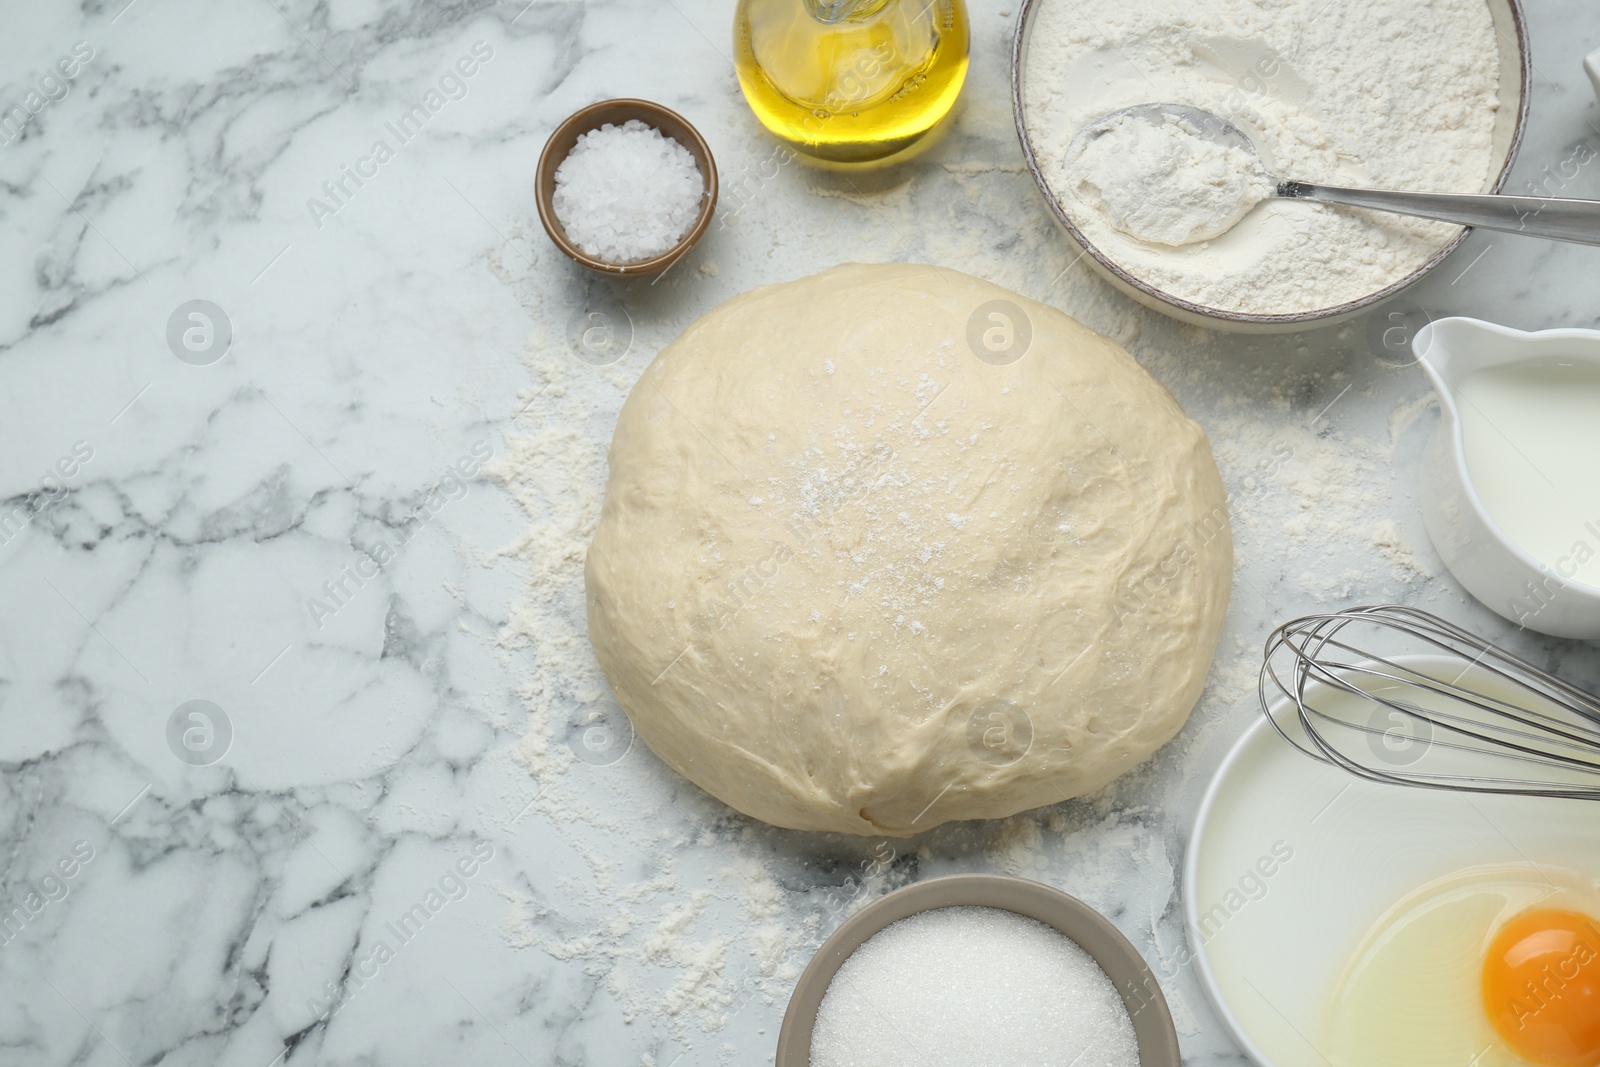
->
[1482,907,1600,1066]
[1323,867,1600,1067]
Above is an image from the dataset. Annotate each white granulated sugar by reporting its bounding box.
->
[1023,0,1500,314]
[553,119,703,264]
[811,907,1139,1067]
[1067,111,1272,247]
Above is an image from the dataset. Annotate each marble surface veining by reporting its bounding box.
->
[2,1,1599,1065]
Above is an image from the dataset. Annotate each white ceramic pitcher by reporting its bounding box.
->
[1413,316,1600,639]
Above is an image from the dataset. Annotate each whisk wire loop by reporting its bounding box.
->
[1259,605,1600,801]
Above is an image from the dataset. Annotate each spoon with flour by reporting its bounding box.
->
[1066,103,1600,247]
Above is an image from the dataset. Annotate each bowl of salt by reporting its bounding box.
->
[776,874,1180,1067]
[536,98,718,278]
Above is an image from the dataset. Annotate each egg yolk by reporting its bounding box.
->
[1482,908,1600,1067]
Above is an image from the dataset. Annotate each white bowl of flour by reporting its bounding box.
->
[1012,0,1530,330]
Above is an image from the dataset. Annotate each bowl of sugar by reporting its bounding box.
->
[775,874,1180,1067]
[536,98,718,278]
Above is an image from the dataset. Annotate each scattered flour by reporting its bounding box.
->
[1023,0,1502,314]
[1372,518,1435,582]
[1387,391,1439,461]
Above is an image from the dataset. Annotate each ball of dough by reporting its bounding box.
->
[585,264,1231,836]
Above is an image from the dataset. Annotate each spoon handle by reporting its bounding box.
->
[1277,181,1600,246]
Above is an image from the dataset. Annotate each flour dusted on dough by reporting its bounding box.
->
[584,263,1232,837]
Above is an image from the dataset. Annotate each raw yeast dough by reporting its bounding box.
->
[584,264,1230,836]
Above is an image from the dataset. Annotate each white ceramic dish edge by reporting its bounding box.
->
[1181,711,1283,1067]
[1183,649,1600,1066]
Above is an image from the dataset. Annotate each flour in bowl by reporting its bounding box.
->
[1022,0,1502,316]
[1067,109,1273,247]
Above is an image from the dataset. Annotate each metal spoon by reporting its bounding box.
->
[1073,103,1600,246]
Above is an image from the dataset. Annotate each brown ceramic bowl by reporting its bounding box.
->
[535,98,719,278]
[775,874,1181,1066]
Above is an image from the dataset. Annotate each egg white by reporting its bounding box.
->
[1322,866,1600,1067]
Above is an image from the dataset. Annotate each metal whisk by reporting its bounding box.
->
[1259,604,1600,800]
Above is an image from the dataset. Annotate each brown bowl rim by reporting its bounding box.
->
[774,873,1181,1066]
[1008,0,1532,328]
[535,97,720,277]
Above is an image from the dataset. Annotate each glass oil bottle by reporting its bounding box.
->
[734,0,970,164]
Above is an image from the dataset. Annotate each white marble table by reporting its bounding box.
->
[2,1,1598,1064]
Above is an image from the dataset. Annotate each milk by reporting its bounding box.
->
[1455,358,1600,588]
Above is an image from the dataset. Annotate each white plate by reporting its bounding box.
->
[1182,656,1600,1067]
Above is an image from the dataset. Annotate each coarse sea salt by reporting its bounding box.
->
[810,906,1141,1067]
[552,119,703,264]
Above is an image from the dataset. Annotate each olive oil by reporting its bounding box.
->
[734,0,969,163]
